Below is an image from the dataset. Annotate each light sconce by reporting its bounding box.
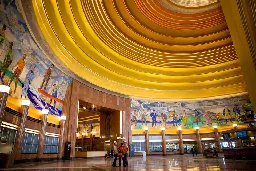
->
[195,126,199,130]
[178,126,182,130]
[0,85,10,94]
[21,99,30,106]
[60,115,66,121]
[42,109,49,115]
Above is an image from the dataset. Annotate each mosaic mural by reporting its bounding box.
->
[131,95,254,130]
[0,0,72,116]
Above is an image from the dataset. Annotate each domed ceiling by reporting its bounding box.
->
[22,0,246,99]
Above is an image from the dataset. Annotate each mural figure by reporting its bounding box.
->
[204,111,212,125]
[161,112,167,126]
[172,110,178,126]
[150,110,157,127]
[0,42,13,79]
[215,113,221,125]
[49,83,58,107]
[223,108,232,124]
[0,24,6,45]
[194,109,201,125]
[21,65,35,98]
[132,110,138,126]
[8,54,26,93]
[40,64,54,90]
[141,109,147,125]
[182,110,187,126]
[233,105,241,122]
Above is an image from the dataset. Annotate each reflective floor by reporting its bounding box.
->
[5,154,256,171]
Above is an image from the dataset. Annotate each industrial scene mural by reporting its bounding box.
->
[0,0,72,116]
[131,95,254,130]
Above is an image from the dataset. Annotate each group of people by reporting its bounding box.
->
[112,141,129,167]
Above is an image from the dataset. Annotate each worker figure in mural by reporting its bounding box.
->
[194,109,202,125]
[172,111,178,126]
[8,54,26,93]
[204,111,212,125]
[141,109,148,126]
[21,65,35,98]
[131,110,138,126]
[233,104,241,122]
[150,110,157,127]
[49,83,58,108]
[182,110,187,127]
[0,24,6,46]
[223,108,232,124]
[161,112,167,127]
[0,42,13,79]
[40,64,54,90]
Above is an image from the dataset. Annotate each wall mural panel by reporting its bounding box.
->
[0,0,72,116]
[131,95,254,130]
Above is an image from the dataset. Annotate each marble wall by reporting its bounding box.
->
[62,80,131,158]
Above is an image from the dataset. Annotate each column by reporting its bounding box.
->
[161,129,166,156]
[145,129,149,155]
[58,115,66,160]
[13,99,30,160]
[36,109,49,160]
[0,85,10,127]
[195,128,202,153]
[178,127,184,154]
[213,126,221,152]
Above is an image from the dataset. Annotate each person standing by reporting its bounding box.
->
[8,54,26,93]
[192,146,197,157]
[0,42,13,79]
[40,64,54,90]
[123,141,129,167]
[112,141,118,167]
[118,143,124,167]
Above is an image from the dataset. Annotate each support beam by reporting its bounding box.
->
[37,109,48,161]
[195,129,202,153]
[214,127,221,153]
[161,130,166,156]
[178,130,184,154]
[145,130,149,155]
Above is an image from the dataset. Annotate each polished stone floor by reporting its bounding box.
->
[4,154,256,171]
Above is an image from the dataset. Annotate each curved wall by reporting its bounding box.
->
[131,94,253,133]
[0,1,71,119]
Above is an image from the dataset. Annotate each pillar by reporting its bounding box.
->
[161,130,166,156]
[58,116,66,159]
[214,127,221,152]
[145,130,149,155]
[178,129,184,154]
[36,109,48,160]
[195,128,202,153]
[13,99,30,160]
[0,85,10,127]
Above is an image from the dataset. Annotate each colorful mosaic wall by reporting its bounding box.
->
[0,0,72,116]
[131,95,254,130]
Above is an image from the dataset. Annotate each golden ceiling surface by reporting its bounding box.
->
[31,0,246,99]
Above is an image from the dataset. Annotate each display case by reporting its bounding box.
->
[222,128,256,159]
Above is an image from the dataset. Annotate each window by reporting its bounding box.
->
[43,136,59,154]
[166,142,179,152]
[22,133,39,153]
[149,142,162,152]
[0,126,17,145]
[133,142,145,152]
